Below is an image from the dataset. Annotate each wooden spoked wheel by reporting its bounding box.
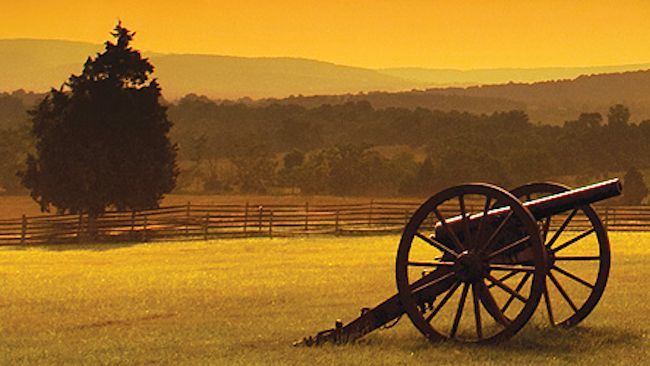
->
[396,184,547,343]
[510,182,611,327]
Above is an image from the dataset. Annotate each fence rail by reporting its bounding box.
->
[0,201,649,245]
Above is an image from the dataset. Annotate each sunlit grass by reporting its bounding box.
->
[0,233,648,365]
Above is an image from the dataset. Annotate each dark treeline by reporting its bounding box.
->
[167,94,650,198]
[1,90,649,199]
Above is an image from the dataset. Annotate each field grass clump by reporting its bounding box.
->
[1,233,649,365]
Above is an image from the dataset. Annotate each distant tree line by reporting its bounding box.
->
[167,96,649,201]
[1,90,648,203]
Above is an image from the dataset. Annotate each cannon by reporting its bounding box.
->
[297,178,622,345]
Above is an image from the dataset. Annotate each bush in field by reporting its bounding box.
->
[621,167,648,205]
[20,23,177,217]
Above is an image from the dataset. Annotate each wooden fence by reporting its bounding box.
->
[0,201,649,245]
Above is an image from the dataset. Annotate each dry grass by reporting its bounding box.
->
[1,233,649,364]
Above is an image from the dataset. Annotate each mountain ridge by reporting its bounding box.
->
[3,38,650,101]
[381,64,650,85]
[0,39,417,99]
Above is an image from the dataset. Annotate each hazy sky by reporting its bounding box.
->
[3,0,650,69]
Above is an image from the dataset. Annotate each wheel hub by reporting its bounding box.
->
[453,250,487,283]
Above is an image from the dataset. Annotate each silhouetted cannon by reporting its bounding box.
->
[297,179,621,345]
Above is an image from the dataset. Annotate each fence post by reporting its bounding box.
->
[130,210,136,239]
[143,215,148,242]
[185,201,191,236]
[269,209,273,239]
[335,210,340,235]
[203,213,209,241]
[88,214,97,242]
[244,202,249,235]
[21,214,27,244]
[369,199,374,227]
[258,206,263,232]
[77,213,83,243]
[305,202,309,231]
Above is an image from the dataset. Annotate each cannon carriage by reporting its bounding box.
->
[298,179,621,345]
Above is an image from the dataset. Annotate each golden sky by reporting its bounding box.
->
[2,0,650,69]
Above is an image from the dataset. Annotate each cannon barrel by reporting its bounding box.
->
[523,178,621,219]
[441,178,622,232]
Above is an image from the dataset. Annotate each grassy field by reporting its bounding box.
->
[0,233,648,365]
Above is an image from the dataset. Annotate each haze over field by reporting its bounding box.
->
[3,39,650,101]
[4,1,650,69]
[2,1,650,198]
[3,1,650,113]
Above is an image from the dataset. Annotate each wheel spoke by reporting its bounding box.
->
[552,265,594,289]
[501,273,531,313]
[488,270,518,288]
[475,196,492,246]
[488,263,537,273]
[485,273,528,303]
[551,228,596,253]
[481,211,514,254]
[415,232,459,257]
[426,281,461,322]
[472,284,483,340]
[407,260,455,268]
[487,235,531,259]
[433,208,466,251]
[554,255,601,261]
[476,281,511,326]
[548,272,578,312]
[412,271,456,293]
[459,195,473,248]
[450,283,469,338]
[543,281,556,325]
[546,209,578,249]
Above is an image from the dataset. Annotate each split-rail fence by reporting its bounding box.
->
[0,201,648,245]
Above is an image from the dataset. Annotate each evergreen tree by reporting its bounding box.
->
[20,23,177,217]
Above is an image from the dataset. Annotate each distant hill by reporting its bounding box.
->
[0,39,103,92]
[382,64,650,86]
[150,54,419,99]
[254,91,526,117]
[4,38,650,104]
[3,38,650,124]
[0,39,419,99]
[421,70,650,123]
[259,70,650,124]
